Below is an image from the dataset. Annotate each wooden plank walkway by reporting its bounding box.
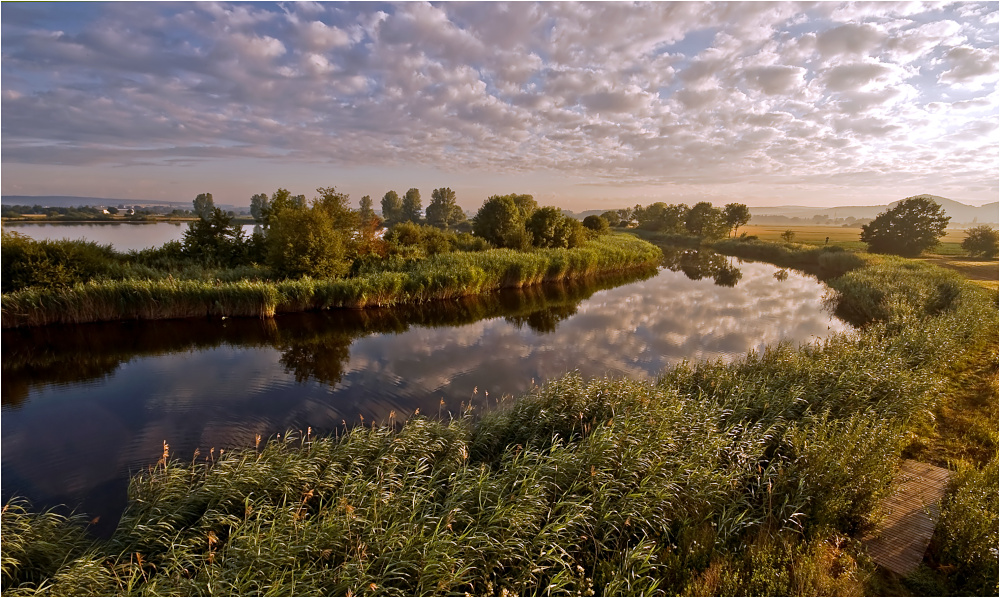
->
[863,460,952,576]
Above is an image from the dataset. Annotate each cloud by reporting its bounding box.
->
[0,1,996,204]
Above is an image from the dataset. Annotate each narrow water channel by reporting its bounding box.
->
[1,252,850,534]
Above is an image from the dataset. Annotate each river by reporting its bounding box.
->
[1,226,851,534]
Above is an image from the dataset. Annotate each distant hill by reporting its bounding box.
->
[751,195,997,225]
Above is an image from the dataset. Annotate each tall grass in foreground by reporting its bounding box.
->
[2,240,996,596]
[1,234,661,328]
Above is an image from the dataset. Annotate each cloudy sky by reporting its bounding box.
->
[2,1,998,210]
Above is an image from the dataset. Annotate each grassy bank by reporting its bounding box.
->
[1,234,661,328]
[3,239,996,596]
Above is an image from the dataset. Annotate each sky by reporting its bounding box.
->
[2,1,998,211]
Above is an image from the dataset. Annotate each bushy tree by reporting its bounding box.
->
[723,203,751,237]
[314,186,359,230]
[583,214,610,234]
[250,193,269,224]
[600,211,621,227]
[426,187,465,228]
[401,188,422,223]
[961,225,999,259]
[473,195,531,249]
[686,202,727,238]
[358,195,378,225]
[192,192,215,220]
[860,196,950,256]
[266,205,351,279]
[526,207,585,248]
[184,194,246,265]
[381,191,403,225]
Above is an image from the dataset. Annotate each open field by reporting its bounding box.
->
[740,224,998,288]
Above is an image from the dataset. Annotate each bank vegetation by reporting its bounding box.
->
[3,236,996,596]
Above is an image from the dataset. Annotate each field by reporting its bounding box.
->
[741,224,998,289]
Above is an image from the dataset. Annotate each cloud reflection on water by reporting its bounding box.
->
[1,259,848,531]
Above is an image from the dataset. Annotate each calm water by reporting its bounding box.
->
[1,250,850,534]
[2,221,256,251]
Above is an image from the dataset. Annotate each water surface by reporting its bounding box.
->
[1,253,849,533]
[3,221,255,251]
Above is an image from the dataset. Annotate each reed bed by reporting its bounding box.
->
[3,240,996,596]
[1,235,661,328]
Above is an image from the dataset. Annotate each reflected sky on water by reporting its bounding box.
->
[1,254,850,534]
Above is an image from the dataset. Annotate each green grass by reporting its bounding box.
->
[1,234,661,328]
[3,237,996,596]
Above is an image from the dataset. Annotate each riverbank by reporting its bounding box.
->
[1,234,662,328]
[3,239,996,596]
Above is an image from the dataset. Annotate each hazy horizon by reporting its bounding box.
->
[2,2,998,211]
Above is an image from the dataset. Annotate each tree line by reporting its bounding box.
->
[598,201,752,239]
[176,187,619,280]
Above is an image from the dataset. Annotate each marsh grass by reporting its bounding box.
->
[3,238,997,596]
[1,234,661,328]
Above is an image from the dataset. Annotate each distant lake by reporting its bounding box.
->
[2,221,256,252]
[1,252,851,534]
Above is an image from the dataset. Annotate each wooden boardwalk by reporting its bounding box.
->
[863,460,952,576]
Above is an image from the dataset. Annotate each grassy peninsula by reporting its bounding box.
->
[1,188,662,328]
[3,238,996,597]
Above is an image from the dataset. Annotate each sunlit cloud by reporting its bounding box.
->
[1,1,996,207]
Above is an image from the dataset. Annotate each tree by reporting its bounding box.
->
[780,230,795,242]
[961,225,998,259]
[473,195,530,249]
[381,190,402,225]
[183,207,246,265]
[401,188,422,223]
[860,196,950,256]
[685,202,727,238]
[250,193,270,223]
[192,193,215,220]
[723,203,751,237]
[583,214,609,233]
[314,186,358,231]
[526,207,586,248]
[266,204,351,279]
[426,187,464,228]
[106,206,119,215]
[358,195,377,224]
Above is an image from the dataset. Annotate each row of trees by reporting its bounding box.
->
[379,188,468,229]
[601,202,751,239]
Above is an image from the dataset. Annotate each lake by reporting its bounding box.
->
[2,221,256,251]
[1,241,851,535]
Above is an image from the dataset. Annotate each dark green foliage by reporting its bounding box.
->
[961,225,998,259]
[582,214,610,233]
[637,202,688,233]
[380,190,402,225]
[723,203,751,237]
[249,192,269,223]
[472,195,532,249]
[266,206,352,279]
[182,208,247,267]
[525,207,586,248]
[860,196,950,256]
[686,202,728,238]
[358,195,378,225]
[426,187,465,228]
[1,232,116,293]
[192,192,215,220]
[401,188,422,223]
[932,458,999,595]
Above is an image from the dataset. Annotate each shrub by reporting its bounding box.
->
[1,232,117,293]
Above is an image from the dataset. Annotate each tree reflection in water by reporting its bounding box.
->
[2,267,657,396]
[659,246,743,288]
